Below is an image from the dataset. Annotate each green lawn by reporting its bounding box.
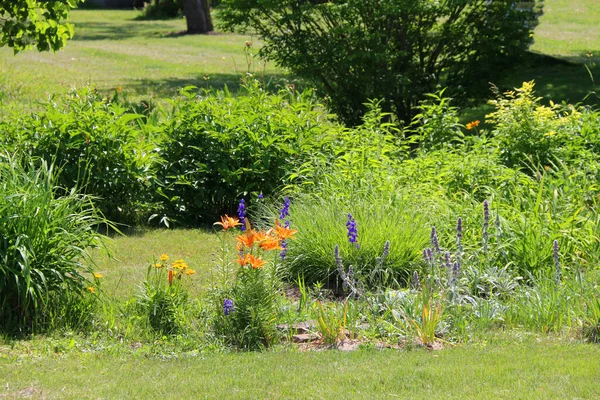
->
[0,10,287,109]
[1,341,598,399]
[0,1,598,111]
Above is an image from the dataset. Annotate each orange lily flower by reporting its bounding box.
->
[245,254,266,269]
[466,120,480,130]
[275,220,298,240]
[236,253,250,266]
[259,236,283,251]
[237,230,257,248]
[214,215,242,230]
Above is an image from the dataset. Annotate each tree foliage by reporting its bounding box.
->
[0,0,81,52]
[219,0,536,125]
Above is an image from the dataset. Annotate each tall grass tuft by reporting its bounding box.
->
[0,155,109,334]
[256,189,435,289]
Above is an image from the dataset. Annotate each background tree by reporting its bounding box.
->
[0,0,82,53]
[183,0,213,33]
[219,0,536,126]
[139,0,214,34]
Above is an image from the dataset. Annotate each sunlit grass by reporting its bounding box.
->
[1,340,599,399]
[91,228,225,300]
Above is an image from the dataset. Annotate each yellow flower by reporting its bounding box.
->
[93,273,103,279]
[160,254,169,261]
[171,260,188,270]
[185,268,197,276]
[466,120,480,130]
[87,286,95,294]
[154,263,164,269]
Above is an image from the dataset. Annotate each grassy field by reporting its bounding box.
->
[0,1,598,112]
[1,340,599,399]
[0,10,287,109]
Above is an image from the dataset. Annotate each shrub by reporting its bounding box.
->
[220,0,535,125]
[486,81,586,169]
[0,155,108,334]
[158,81,339,224]
[0,87,160,225]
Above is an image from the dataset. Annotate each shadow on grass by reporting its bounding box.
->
[115,72,305,99]
[73,20,184,41]
[460,52,599,124]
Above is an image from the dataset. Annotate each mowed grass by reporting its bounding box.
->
[91,228,226,300]
[530,0,600,60]
[0,10,287,109]
[1,341,599,399]
[0,1,598,112]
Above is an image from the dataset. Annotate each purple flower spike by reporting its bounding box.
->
[431,226,440,253]
[279,197,291,219]
[456,217,463,242]
[280,240,288,261]
[224,299,234,316]
[238,199,246,231]
[258,193,264,200]
[346,213,359,249]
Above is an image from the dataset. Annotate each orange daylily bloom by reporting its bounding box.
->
[275,220,298,240]
[253,230,270,243]
[466,120,480,130]
[259,236,283,251]
[237,230,258,248]
[245,254,266,269]
[214,215,242,230]
[236,254,250,266]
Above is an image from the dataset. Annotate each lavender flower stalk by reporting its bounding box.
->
[431,226,440,254]
[483,200,490,252]
[553,240,561,284]
[444,252,451,269]
[376,240,390,268]
[237,199,246,231]
[413,270,420,290]
[346,213,359,249]
[334,244,359,297]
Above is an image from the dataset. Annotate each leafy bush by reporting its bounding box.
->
[0,88,160,225]
[486,81,588,169]
[220,0,535,125]
[0,156,108,334]
[137,0,183,20]
[158,81,339,224]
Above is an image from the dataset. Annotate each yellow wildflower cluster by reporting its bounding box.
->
[153,254,196,286]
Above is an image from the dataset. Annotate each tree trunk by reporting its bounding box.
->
[183,0,213,34]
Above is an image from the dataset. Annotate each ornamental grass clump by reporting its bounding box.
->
[258,191,432,289]
[0,156,109,334]
[212,212,297,350]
